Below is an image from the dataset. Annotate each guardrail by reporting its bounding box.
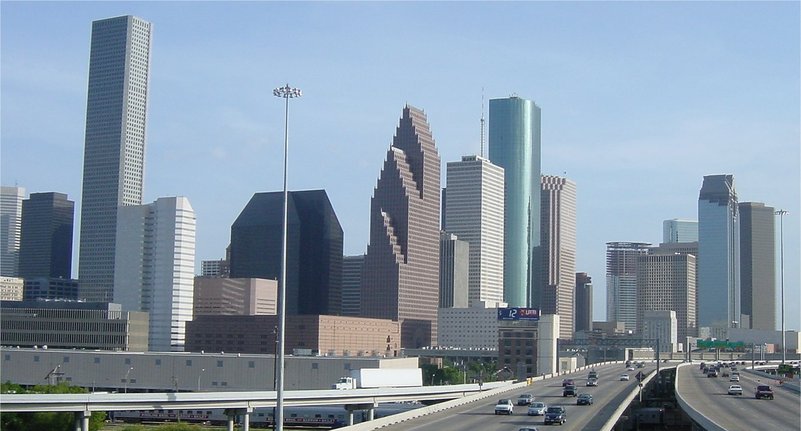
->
[674,363,727,431]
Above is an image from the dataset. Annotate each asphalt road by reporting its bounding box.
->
[380,362,649,431]
[677,362,800,431]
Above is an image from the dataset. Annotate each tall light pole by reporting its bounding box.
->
[197,368,205,391]
[124,367,133,393]
[774,209,788,365]
[273,83,301,431]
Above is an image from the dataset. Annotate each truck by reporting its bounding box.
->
[332,368,423,390]
[755,385,774,400]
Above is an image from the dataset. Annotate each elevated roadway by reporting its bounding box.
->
[344,361,660,430]
[675,362,800,430]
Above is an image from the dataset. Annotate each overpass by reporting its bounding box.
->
[675,361,800,430]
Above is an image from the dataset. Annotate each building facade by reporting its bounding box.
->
[1,186,25,277]
[114,196,196,351]
[575,273,593,333]
[201,259,230,278]
[0,276,24,301]
[341,255,364,317]
[636,251,697,343]
[437,306,500,349]
[606,242,650,333]
[229,190,343,316]
[193,277,277,316]
[536,175,577,339]
[739,202,775,330]
[0,300,148,351]
[488,96,542,307]
[361,106,441,348]
[497,314,559,377]
[78,16,152,302]
[443,155,505,307]
[698,174,740,329]
[186,314,401,358]
[23,278,79,300]
[439,232,469,308]
[663,219,699,243]
[19,192,74,280]
[642,310,678,353]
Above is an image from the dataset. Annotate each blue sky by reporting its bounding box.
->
[2,1,799,330]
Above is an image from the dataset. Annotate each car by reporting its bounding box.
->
[755,385,774,400]
[729,375,740,382]
[527,402,547,416]
[519,428,540,431]
[627,366,635,371]
[707,369,718,378]
[495,399,514,415]
[728,384,743,395]
[517,393,534,406]
[721,370,730,377]
[586,378,598,387]
[636,362,645,368]
[577,393,594,405]
[563,384,577,397]
[561,378,575,387]
[620,374,630,381]
[543,406,566,425]
[587,370,598,380]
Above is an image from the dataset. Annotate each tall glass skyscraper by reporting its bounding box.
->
[78,16,152,302]
[0,186,25,277]
[698,174,740,328]
[488,96,541,307]
[19,192,74,279]
[663,219,699,243]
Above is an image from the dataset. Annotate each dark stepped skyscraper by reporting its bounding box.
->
[361,105,441,349]
[230,190,343,316]
[19,192,74,279]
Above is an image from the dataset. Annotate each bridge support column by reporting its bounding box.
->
[73,411,90,431]
[347,410,354,426]
[346,403,377,423]
[240,407,252,431]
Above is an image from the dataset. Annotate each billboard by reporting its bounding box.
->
[497,307,540,321]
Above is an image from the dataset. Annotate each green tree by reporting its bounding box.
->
[0,381,106,431]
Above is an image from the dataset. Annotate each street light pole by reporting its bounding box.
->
[197,368,205,391]
[124,367,133,393]
[775,209,788,365]
[273,83,301,431]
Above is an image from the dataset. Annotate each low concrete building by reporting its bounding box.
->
[186,314,401,357]
[193,277,277,315]
[497,314,559,378]
[0,347,419,391]
[437,306,500,349]
[0,300,148,351]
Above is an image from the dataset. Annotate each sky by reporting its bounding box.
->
[2,1,799,331]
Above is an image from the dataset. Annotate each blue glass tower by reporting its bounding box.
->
[698,174,740,328]
[488,96,541,307]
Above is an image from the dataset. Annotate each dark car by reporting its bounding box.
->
[755,385,774,400]
[562,384,577,397]
[577,393,593,405]
[561,378,575,387]
[544,406,566,425]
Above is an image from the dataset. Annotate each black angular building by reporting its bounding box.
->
[229,190,343,316]
[19,192,74,279]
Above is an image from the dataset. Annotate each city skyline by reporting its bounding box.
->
[1,2,798,329]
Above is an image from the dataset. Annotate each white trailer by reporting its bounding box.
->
[332,368,423,390]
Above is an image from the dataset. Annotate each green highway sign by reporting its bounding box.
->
[696,339,746,349]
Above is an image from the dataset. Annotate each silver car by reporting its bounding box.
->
[527,401,547,416]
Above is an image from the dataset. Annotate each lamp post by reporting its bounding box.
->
[124,367,133,393]
[197,368,205,391]
[774,209,788,365]
[273,83,301,431]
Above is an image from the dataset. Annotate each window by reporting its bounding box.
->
[186,360,192,366]
[155,359,161,366]
[63,356,70,363]
[94,357,100,364]
[34,356,40,362]
[4,354,10,361]
[248,361,255,369]
[312,363,318,370]
[125,358,131,365]
[217,360,223,368]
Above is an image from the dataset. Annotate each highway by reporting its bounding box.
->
[676,362,800,431]
[376,362,649,431]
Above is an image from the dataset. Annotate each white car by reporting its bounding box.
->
[728,384,743,395]
[730,375,740,382]
[527,401,547,416]
[620,374,630,381]
[494,399,514,415]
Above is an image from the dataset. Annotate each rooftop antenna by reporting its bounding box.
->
[480,88,486,157]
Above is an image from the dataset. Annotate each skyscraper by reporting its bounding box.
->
[114,196,195,352]
[361,106,441,348]
[739,202,775,330]
[488,96,541,307]
[606,241,650,333]
[575,272,593,333]
[78,16,152,302]
[663,219,699,243]
[439,232,469,308]
[19,192,74,279]
[0,186,25,277]
[536,175,577,339]
[637,251,697,343]
[341,255,365,317]
[443,155,505,307]
[229,190,343,316]
[698,174,740,329]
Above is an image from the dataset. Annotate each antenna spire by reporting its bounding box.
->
[480,88,486,157]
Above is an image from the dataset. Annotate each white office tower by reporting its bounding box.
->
[79,16,152,302]
[444,155,505,307]
[115,197,195,351]
[0,186,25,276]
[606,242,651,333]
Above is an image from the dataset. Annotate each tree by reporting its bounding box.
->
[1,381,106,431]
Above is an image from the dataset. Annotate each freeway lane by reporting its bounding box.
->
[676,363,800,431]
[379,362,650,431]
